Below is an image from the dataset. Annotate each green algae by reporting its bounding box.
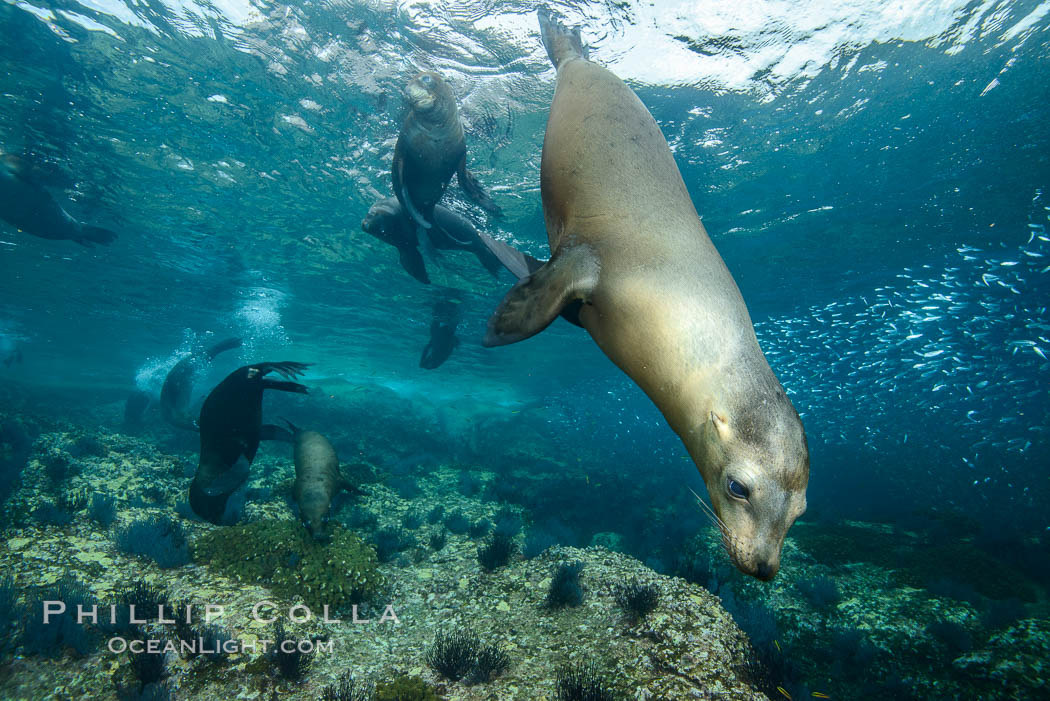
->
[375,675,445,701]
[192,521,382,610]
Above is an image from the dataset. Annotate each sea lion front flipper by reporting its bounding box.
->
[78,225,117,247]
[472,238,504,278]
[457,156,502,216]
[337,477,364,497]
[260,423,295,443]
[253,361,310,381]
[397,244,431,284]
[261,379,309,394]
[393,144,432,230]
[476,231,535,280]
[483,244,598,346]
[206,337,242,359]
[200,455,251,496]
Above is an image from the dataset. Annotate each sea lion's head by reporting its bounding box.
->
[361,197,403,245]
[404,72,455,120]
[697,387,808,581]
[301,507,333,542]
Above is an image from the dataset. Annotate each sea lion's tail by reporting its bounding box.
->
[538,7,587,69]
[78,225,117,247]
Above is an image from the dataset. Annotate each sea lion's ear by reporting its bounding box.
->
[710,411,731,440]
[483,244,598,346]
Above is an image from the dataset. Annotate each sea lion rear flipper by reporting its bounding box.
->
[260,423,295,443]
[457,156,502,216]
[483,244,598,346]
[397,245,431,284]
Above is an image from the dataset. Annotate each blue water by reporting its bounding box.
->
[1,0,1049,698]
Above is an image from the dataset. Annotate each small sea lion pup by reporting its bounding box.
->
[392,71,502,231]
[483,9,809,581]
[284,420,360,541]
[0,154,116,247]
[189,362,309,524]
[160,337,242,431]
[361,197,502,284]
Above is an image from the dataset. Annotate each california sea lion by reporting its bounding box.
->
[483,10,809,580]
[160,337,242,431]
[189,362,309,524]
[420,300,461,369]
[392,72,502,231]
[361,197,502,284]
[0,154,116,247]
[285,420,359,541]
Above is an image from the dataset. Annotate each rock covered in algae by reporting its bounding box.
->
[192,520,381,610]
[954,618,1050,697]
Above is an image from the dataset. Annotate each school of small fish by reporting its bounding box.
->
[755,192,1048,499]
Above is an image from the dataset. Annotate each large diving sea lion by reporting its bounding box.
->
[0,154,116,247]
[483,10,809,581]
[285,421,359,541]
[361,197,502,284]
[189,362,309,524]
[160,337,242,431]
[392,72,501,231]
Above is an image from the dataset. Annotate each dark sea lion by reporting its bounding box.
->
[189,362,309,524]
[392,72,502,231]
[420,300,461,369]
[160,337,242,431]
[285,420,359,541]
[483,10,809,581]
[361,197,502,284]
[0,154,116,247]
[123,390,152,432]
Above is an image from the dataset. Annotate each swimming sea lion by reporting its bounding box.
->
[0,154,116,247]
[420,300,461,369]
[123,390,152,432]
[361,197,502,284]
[189,362,309,524]
[160,337,242,431]
[483,10,809,581]
[285,420,359,541]
[392,72,502,231]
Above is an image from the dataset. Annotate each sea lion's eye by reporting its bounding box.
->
[727,479,749,500]
[420,75,433,84]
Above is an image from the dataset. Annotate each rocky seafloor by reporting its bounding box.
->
[1,413,1048,700]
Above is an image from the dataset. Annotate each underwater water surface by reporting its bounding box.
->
[0,0,1048,699]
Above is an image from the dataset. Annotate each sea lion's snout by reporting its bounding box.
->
[752,557,779,582]
[405,76,436,110]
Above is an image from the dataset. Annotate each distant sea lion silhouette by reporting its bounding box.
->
[123,390,152,432]
[483,10,809,581]
[420,300,461,369]
[189,362,309,524]
[361,197,502,284]
[284,420,360,541]
[0,154,116,247]
[392,72,501,231]
[160,337,242,431]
